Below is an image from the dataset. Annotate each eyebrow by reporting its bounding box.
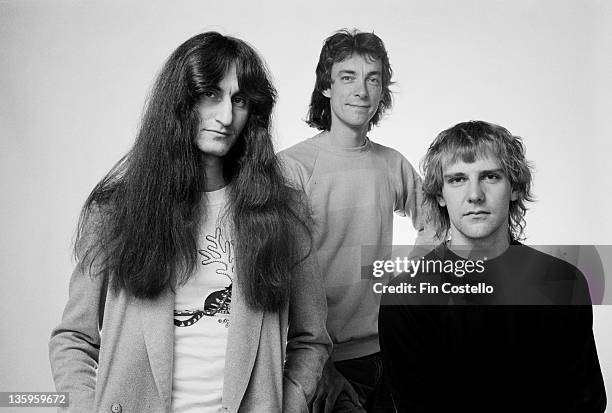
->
[207,84,245,96]
[337,70,357,76]
[480,168,505,175]
[442,168,505,179]
[336,70,381,77]
[442,172,466,179]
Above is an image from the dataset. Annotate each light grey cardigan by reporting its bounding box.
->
[49,218,331,413]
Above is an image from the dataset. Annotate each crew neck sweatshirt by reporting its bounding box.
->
[280,135,432,361]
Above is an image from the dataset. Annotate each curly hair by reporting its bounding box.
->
[421,120,534,241]
[306,29,393,131]
[76,32,311,311]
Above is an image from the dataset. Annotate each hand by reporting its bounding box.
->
[312,359,363,413]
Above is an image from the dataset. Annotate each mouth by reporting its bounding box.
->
[346,104,371,109]
[464,211,490,217]
[201,129,231,136]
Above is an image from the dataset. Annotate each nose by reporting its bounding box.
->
[354,78,369,99]
[467,180,485,204]
[215,97,233,127]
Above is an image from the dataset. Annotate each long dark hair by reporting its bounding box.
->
[307,29,394,131]
[77,32,311,311]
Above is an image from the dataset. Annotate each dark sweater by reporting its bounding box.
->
[379,243,606,413]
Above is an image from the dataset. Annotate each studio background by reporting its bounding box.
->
[1,1,611,411]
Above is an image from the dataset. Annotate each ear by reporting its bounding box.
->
[322,88,331,98]
[437,195,446,207]
[510,189,518,202]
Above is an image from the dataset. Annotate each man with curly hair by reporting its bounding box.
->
[379,120,606,412]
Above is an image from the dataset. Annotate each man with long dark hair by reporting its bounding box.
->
[280,29,433,412]
[49,32,331,413]
[379,121,606,412]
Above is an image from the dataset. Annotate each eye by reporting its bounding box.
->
[232,95,248,108]
[368,77,381,86]
[202,89,219,100]
[340,75,355,82]
[483,173,501,182]
[447,176,466,185]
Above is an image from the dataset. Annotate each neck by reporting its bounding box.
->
[448,228,511,260]
[328,121,368,148]
[198,155,227,191]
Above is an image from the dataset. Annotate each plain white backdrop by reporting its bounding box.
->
[1,1,611,411]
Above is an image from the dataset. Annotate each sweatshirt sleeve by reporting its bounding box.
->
[393,154,439,248]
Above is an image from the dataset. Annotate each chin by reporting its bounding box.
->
[196,145,231,157]
[342,119,370,131]
[350,115,373,125]
[458,225,498,242]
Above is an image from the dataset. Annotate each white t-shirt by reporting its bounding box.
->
[171,187,234,413]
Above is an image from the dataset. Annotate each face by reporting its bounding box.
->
[438,154,518,248]
[323,54,383,132]
[194,65,250,159]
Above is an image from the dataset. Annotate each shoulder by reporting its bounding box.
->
[278,136,329,190]
[369,140,403,157]
[369,139,419,177]
[278,138,323,185]
[278,137,321,167]
[382,244,446,305]
[392,245,445,282]
[510,244,591,304]
[514,244,583,278]
[368,140,410,163]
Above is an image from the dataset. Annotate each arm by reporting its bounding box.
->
[283,228,333,413]
[393,155,439,253]
[49,217,107,413]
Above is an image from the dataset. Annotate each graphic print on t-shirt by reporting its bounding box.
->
[174,226,234,328]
